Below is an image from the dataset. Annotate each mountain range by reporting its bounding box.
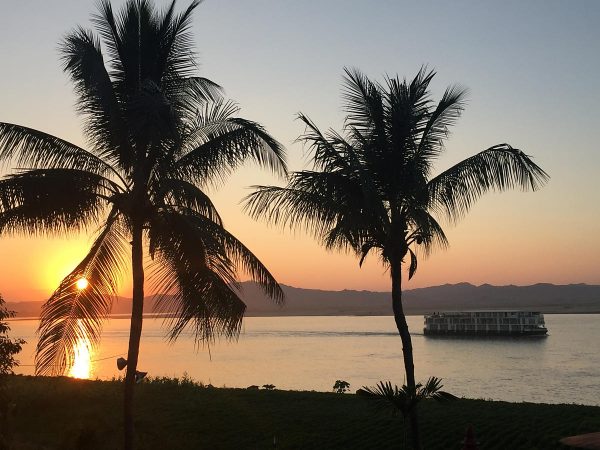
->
[6,282,600,318]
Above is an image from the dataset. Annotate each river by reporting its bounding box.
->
[8,314,600,405]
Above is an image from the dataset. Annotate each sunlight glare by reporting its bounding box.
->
[76,277,89,290]
[68,320,93,379]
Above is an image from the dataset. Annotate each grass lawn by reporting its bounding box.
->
[2,375,599,449]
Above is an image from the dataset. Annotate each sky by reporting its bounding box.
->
[0,0,599,301]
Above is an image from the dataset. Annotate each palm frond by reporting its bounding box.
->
[0,169,118,236]
[342,67,386,139]
[357,381,410,417]
[176,103,287,185]
[151,261,246,344]
[296,113,354,173]
[417,376,458,402]
[321,169,388,254]
[180,99,241,147]
[60,27,130,169]
[153,178,222,226]
[92,0,124,81]
[152,207,283,303]
[406,208,449,257]
[246,164,388,261]
[358,241,381,267]
[147,211,246,342]
[93,0,205,104]
[244,174,345,239]
[407,248,418,280]
[93,0,156,96]
[379,68,435,181]
[323,218,369,255]
[406,66,436,107]
[156,0,201,80]
[0,123,123,182]
[415,84,468,162]
[190,213,284,304]
[357,377,457,418]
[170,77,223,126]
[428,144,550,223]
[35,212,129,375]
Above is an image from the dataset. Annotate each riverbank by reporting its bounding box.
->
[3,376,599,449]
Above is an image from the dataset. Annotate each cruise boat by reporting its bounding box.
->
[423,311,548,336]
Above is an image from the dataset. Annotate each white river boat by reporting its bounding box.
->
[423,311,548,336]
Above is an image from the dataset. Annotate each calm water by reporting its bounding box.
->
[8,314,600,405]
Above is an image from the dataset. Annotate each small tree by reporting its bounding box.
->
[333,380,350,393]
[0,293,25,449]
[0,294,24,376]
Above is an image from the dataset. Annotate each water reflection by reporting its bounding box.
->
[67,320,92,379]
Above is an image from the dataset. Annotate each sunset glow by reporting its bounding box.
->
[0,0,597,303]
[1,1,599,448]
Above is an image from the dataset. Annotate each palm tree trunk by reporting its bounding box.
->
[391,258,421,450]
[124,219,145,450]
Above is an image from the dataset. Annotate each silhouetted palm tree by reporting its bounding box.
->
[0,1,285,448]
[244,67,548,449]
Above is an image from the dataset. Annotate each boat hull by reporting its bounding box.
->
[423,328,548,337]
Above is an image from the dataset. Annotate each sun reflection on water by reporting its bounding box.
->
[68,321,93,379]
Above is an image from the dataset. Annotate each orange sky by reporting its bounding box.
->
[1,1,599,302]
[0,179,598,302]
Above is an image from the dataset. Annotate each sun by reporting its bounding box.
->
[76,277,89,290]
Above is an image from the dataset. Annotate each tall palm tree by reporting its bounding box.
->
[244,67,548,449]
[0,1,286,448]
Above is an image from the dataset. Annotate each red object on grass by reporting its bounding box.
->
[462,424,479,450]
[560,432,600,449]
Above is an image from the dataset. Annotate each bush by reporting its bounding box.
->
[333,380,350,393]
[0,293,25,448]
[0,293,25,376]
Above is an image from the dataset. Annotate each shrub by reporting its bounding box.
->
[0,293,25,376]
[333,380,350,393]
[0,292,26,448]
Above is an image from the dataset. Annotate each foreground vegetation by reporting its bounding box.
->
[3,376,599,449]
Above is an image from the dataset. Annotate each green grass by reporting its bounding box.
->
[2,375,599,449]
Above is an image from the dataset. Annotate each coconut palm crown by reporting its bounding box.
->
[244,67,548,449]
[0,0,285,396]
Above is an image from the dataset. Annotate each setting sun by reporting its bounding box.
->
[76,277,89,290]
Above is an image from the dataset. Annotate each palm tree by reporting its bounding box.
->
[358,377,458,447]
[0,1,286,448]
[244,67,548,449]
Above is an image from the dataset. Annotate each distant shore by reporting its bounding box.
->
[8,310,600,322]
[6,281,600,318]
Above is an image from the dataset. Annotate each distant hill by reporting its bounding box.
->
[6,282,600,318]
[239,282,600,315]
